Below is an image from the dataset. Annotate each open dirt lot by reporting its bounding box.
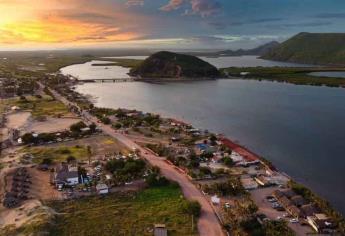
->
[5,112,31,130]
[25,117,81,133]
[36,134,129,160]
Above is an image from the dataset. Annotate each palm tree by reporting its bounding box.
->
[87,145,92,165]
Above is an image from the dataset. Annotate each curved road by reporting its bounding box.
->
[40,82,225,236]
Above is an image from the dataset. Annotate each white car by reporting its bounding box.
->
[290,218,299,223]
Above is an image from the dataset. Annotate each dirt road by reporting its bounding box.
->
[41,82,225,236]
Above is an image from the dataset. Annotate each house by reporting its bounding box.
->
[307,214,335,233]
[230,151,244,163]
[286,205,304,219]
[254,176,271,187]
[291,195,306,207]
[301,204,319,217]
[211,195,220,205]
[154,224,167,236]
[54,163,79,186]
[96,183,109,194]
[241,177,258,190]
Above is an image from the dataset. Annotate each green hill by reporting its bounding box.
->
[261,32,345,65]
[130,51,220,78]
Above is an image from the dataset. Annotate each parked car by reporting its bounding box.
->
[290,218,299,223]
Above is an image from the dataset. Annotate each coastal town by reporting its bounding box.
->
[1,70,344,236]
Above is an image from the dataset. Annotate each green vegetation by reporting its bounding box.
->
[105,158,147,183]
[289,180,345,234]
[262,32,345,66]
[22,145,89,163]
[9,95,69,117]
[44,185,198,236]
[130,51,220,78]
[240,218,295,236]
[222,67,345,87]
[202,177,246,196]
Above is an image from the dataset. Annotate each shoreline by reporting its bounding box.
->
[46,71,345,233]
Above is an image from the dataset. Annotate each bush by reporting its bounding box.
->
[66,155,76,163]
[22,133,35,144]
[70,121,87,133]
[41,158,52,165]
[146,173,170,187]
[182,201,201,217]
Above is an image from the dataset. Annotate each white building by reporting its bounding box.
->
[96,183,109,194]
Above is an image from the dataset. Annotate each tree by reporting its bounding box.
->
[41,158,52,165]
[223,157,234,167]
[70,121,87,133]
[209,135,217,146]
[182,201,201,217]
[87,145,92,165]
[89,123,96,133]
[66,155,76,163]
[22,133,35,144]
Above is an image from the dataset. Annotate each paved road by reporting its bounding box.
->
[40,82,225,236]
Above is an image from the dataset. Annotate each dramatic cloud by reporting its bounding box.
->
[160,0,221,17]
[160,0,184,11]
[190,0,222,17]
[125,0,144,7]
[0,0,149,45]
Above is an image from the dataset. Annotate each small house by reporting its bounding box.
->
[154,224,167,236]
[96,183,109,194]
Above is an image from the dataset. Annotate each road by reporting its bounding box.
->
[39,82,225,236]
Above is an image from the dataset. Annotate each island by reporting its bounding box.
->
[129,51,220,79]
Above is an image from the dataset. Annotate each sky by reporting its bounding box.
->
[0,0,345,50]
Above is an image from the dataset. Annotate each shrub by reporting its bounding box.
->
[182,201,201,217]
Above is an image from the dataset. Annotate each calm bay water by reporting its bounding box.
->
[62,56,345,214]
[309,71,345,78]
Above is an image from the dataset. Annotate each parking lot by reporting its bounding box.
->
[250,186,313,236]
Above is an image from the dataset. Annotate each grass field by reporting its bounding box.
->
[45,185,198,236]
[22,145,89,163]
[12,95,69,117]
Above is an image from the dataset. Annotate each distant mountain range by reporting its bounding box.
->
[215,41,280,57]
[261,32,345,66]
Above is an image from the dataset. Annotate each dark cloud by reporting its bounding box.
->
[314,12,345,19]
[282,21,332,28]
[207,21,227,30]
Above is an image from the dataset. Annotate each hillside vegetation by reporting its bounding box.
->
[130,51,220,78]
[261,32,345,65]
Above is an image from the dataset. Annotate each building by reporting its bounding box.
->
[154,224,168,236]
[254,176,271,187]
[307,214,335,233]
[53,163,79,186]
[241,177,258,190]
[96,183,109,194]
[301,204,319,217]
[291,195,306,207]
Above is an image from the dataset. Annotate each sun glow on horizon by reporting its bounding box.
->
[0,0,145,48]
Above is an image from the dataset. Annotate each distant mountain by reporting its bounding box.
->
[216,41,280,56]
[130,51,220,78]
[261,32,345,65]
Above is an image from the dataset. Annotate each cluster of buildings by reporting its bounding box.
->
[272,189,336,233]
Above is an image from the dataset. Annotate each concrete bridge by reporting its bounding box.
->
[77,78,135,83]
